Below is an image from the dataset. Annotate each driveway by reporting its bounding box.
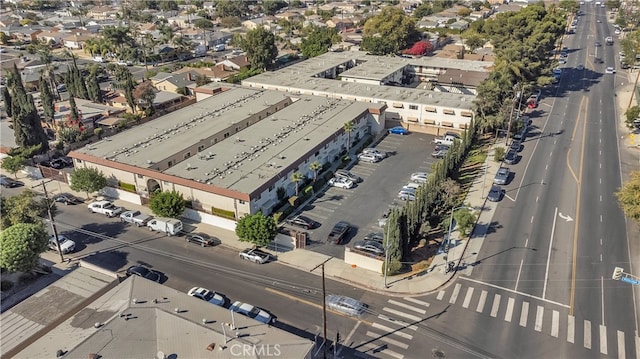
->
[292,132,438,259]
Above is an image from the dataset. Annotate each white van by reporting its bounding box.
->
[147,217,183,236]
[213,44,226,52]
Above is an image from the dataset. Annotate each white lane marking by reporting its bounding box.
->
[436,290,445,301]
[551,310,559,338]
[536,196,539,202]
[617,330,625,359]
[462,287,474,309]
[344,321,361,346]
[600,324,608,355]
[382,307,421,322]
[531,216,534,224]
[388,300,426,314]
[377,314,417,331]
[600,195,602,202]
[490,294,501,318]
[371,323,413,340]
[520,301,529,327]
[546,164,548,170]
[476,290,487,313]
[601,215,603,222]
[366,331,409,350]
[358,342,404,359]
[403,297,430,308]
[515,259,524,291]
[636,335,640,359]
[550,151,553,157]
[504,297,515,323]
[525,238,529,247]
[567,315,575,343]
[534,305,544,332]
[584,320,592,349]
[543,208,559,299]
[449,283,461,304]
[461,277,570,308]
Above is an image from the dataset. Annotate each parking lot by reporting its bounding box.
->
[290,132,438,259]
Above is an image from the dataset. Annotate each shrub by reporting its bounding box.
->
[288,196,300,207]
[303,185,313,197]
[382,258,403,276]
[276,187,286,201]
[494,146,506,162]
[313,177,326,191]
[18,272,37,285]
[211,207,236,220]
[118,181,136,192]
[1,280,14,291]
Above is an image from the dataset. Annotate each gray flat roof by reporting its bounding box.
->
[75,87,288,169]
[164,96,381,194]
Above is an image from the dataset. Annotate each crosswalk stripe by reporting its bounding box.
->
[635,334,640,359]
[584,320,592,349]
[436,290,445,301]
[490,294,501,317]
[534,305,544,332]
[476,290,487,313]
[449,283,462,304]
[403,297,430,308]
[551,310,559,338]
[372,323,414,340]
[520,301,529,327]
[377,314,418,331]
[357,342,404,359]
[388,299,426,314]
[382,307,421,322]
[504,297,515,322]
[462,287,474,309]
[617,330,625,359]
[567,315,575,343]
[366,331,409,350]
[600,324,608,355]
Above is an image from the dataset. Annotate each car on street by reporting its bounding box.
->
[239,248,271,264]
[229,301,276,324]
[553,68,562,76]
[48,235,76,254]
[362,148,387,158]
[605,66,615,74]
[53,193,83,205]
[504,150,518,165]
[187,287,226,307]
[410,172,429,183]
[328,221,351,244]
[487,185,503,202]
[326,295,367,316]
[88,200,124,217]
[357,153,381,163]
[594,41,601,47]
[328,176,355,189]
[510,140,521,152]
[577,64,584,70]
[558,58,566,64]
[494,167,510,185]
[388,126,408,135]
[334,169,362,183]
[125,265,161,282]
[0,175,22,188]
[285,215,317,230]
[353,240,385,256]
[185,234,216,247]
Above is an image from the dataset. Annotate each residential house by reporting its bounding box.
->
[8,27,42,43]
[449,20,469,31]
[326,17,355,31]
[53,98,125,131]
[175,64,236,83]
[150,90,185,112]
[62,30,95,49]
[319,2,360,13]
[217,55,249,71]
[167,14,203,28]
[138,22,157,34]
[0,15,18,28]
[242,17,275,31]
[35,29,65,46]
[274,11,306,22]
[87,5,119,20]
[416,18,439,29]
[150,71,198,94]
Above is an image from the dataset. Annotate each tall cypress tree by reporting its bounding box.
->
[2,86,12,118]
[69,95,80,123]
[73,66,89,100]
[40,74,55,123]
[8,65,49,152]
[86,73,103,103]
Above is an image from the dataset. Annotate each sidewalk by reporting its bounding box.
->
[3,140,504,297]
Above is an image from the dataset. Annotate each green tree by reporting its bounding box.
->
[114,65,138,113]
[1,189,51,229]
[413,2,433,19]
[343,121,355,149]
[70,167,108,198]
[40,74,55,122]
[309,161,322,182]
[362,7,421,55]
[133,80,156,116]
[300,26,339,58]
[149,190,185,218]
[159,0,178,11]
[86,72,103,103]
[238,27,278,71]
[2,86,12,117]
[8,64,49,153]
[463,32,486,52]
[235,212,277,247]
[69,95,80,123]
[0,223,49,272]
[453,207,477,236]
[382,208,404,275]
[0,32,9,45]
[616,170,640,222]
[494,146,506,162]
[625,106,640,128]
[291,172,303,196]
[263,0,288,15]
[1,155,26,178]
[215,0,249,18]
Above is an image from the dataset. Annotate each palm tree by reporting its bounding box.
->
[343,121,355,150]
[309,161,322,182]
[291,172,304,197]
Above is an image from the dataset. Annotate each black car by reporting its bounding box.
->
[364,232,384,244]
[510,140,521,152]
[0,175,22,188]
[434,144,450,152]
[54,193,84,205]
[185,234,216,247]
[286,215,317,230]
[328,221,351,244]
[487,185,503,202]
[504,150,518,165]
[126,265,161,282]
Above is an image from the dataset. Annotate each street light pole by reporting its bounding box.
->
[311,257,333,359]
[481,164,488,199]
[40,181,64,262]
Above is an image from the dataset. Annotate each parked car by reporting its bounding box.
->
[334,169,362,183]
[239,248,271,264]
[88,201,123,217]
[362,148,387,158]
[48,235,76,254]
[504,150,518,165]
[0,175,22,188]
[187,287,226,307]
[285,215,317,230]
[53,193,83,205]
[410,172,429,183]
[328,221,351,244]
[328,177,355,189]
[431,149,448,158]
[229,301,276,324]
[353,240,385,256]
[434,144,450,152]
[125,265,161,282]
[494,167,510,185]
[364,232,384,244]
[388,126,408,135]
[510,140,521,152]
[433,132,460,146]
[120,210,153,226]
[147,217,183,236]
[605,66,615,74]
[357,153,381,163]
[487,185,503,202]
[326,295,367,316]
[185,234,216,247]
[398,187,416,201]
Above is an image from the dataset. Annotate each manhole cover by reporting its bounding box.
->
[432,348,445,358]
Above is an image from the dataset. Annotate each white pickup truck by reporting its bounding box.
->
[88,200,124,217]
[239,248,271,264]
[433,132,461,146]
[120,210,153,227]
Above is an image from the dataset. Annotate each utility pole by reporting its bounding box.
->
[311,257,333,359]
[40,181,64,262]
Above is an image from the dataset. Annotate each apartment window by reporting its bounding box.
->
[184,152,191,159]
[198,145,205,152]
[315,151,320,156]
[167,160,173,167]
[269,185,274,192]
[137,174,144,179]
[224,132,230,138]
[239,200,246,205]
[76,159,83,163]
[425,107,437,113]
[409,104,418,110]
[443,109,455,115]
[461,111,473,118]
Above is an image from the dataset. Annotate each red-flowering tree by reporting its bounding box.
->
[402,41,434,56]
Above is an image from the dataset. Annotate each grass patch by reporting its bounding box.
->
[453,135,491,197]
